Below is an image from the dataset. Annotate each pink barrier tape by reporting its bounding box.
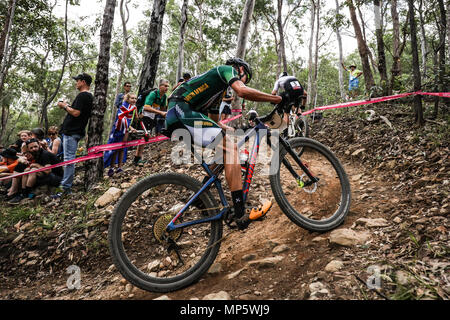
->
[301,92,415,116]
[301,91,450,116]
[0,152,103,182]
[418,91,450,98]
[232,109,242,113]
[88,134,168,154]
[220,114,242,124]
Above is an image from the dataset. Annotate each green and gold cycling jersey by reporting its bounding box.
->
[171,65,239,112]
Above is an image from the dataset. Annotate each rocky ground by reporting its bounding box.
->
[0,101,448,300]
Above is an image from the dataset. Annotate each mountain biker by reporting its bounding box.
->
[164,57,284,229]
[271,72,307,137]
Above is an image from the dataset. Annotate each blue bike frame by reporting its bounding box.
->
[166,121,268,232]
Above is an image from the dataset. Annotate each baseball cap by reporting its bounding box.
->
[1,148,18,160]
[72,73,93,86]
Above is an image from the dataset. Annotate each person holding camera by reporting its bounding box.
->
[54,73,93,197]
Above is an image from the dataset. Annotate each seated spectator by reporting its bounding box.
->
[47,126,63,157]
[9,130,32,153]
[4,150,33,201]
[103,93,138,177]
[0,148,21,178]
[31,128,50,152]
[9,138,63,204]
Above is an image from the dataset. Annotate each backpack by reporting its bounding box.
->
[136,88,157,110]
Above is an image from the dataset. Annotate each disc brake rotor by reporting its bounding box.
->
[153,214,182,243]
[299,174,317,194]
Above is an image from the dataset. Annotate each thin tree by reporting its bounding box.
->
[176,0,189,81]
[407,0,424,126]
[85,0,117,190]
[389,0,408,95]
[433,0,449,117]
[335,0,346,100]
[374,0,387,96]
[39,0,70,132]
[138,0,167,93]
[233,0,255,120]
[347,0,375,93]
[110,0,131,131]
[306,0,316,107]
[276,0,287,73]
[236,0,256,59]
[0,0,17,142]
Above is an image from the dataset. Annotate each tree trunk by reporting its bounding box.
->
[236,0,255,59]
[417,0,428,81]
[348,0,375,93]
[447,1,450,63]
[40,0,70,134]
[0,0,16,69]
[437,0,449,112]
[389,0,405,95]
[176,0,189,81]
[110,0,130,132]
[276,0,287,73]
[0,0,17,142]
[233,0,255,125]
[138,0,167,93]
[306,0,316,107]
[335,0,346,100]
[374,0,387,96]
[312,0,320,106]
[85,0,117,191]
[407,0,424,126]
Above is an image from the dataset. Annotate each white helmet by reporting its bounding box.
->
[246,110,258,121]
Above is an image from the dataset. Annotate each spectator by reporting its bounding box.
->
[0,148,21,178]
[55,72,93,197]
[219,87,233,121]
[10,130,32,153]
[172,72,191,91]
[114,81,132,108]
[31,128,50,152]
[8,138,63,204]
[47,126,63,157]
[134,79,169,165]
[341,62,363,100]
[3,150,33,201]
[104,93,138,177]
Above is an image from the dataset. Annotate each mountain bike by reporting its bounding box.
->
[108,102,351,293]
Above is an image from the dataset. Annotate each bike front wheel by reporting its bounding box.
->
[108,172,223,293]
[269,137,351,232]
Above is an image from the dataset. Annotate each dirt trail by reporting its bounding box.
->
[46,160,385,300]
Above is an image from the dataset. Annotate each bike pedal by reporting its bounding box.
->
[249,200,272,221]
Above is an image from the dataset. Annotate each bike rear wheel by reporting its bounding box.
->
[294,115,309,138]
[108,172,223,293]
[269,137,351,232]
